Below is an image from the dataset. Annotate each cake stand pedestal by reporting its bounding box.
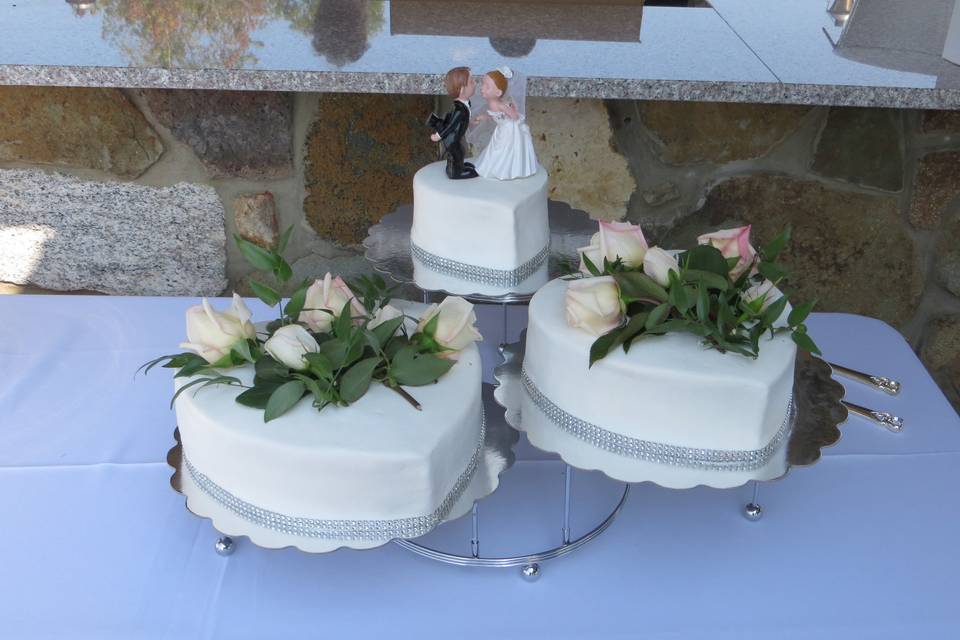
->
[364,201,631,580]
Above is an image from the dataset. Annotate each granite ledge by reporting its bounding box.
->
[2,65,960,109]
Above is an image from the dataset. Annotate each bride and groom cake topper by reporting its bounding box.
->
[428,65,538,181]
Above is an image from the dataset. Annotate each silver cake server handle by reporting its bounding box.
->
[841,401,904,433]
[828,362,901,396]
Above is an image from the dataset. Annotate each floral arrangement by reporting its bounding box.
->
[566,220,819,366]
[142,228,482,421]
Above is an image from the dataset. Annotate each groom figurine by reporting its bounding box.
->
[428,66,478,180]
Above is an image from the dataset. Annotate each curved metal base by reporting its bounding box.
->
[394,483,630,578]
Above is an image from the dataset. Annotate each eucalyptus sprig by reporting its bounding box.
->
[582,226,821,367]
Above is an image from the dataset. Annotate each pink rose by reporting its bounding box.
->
[416,296,483,357]
[697,225,757,279]
[180,294,257,364]
[599,221,648,267]
[299,273,367,333]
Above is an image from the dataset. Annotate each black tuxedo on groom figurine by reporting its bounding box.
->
[428,100,478,180]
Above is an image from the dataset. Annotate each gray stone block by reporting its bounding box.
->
[0,168,227,296]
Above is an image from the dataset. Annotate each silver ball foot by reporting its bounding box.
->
[215,536,236,556]
[520,563,541,582]
[743,503,763,522]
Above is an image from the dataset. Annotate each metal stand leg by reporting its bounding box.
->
[215,536,236,556]
[743,481,763,521]
[562,465,573,545]
[470,504,480,559]
[501,302,509,346]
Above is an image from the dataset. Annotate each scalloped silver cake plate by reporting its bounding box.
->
[362,202,596,304]
[494,337,847,490]
[168,385,519,554]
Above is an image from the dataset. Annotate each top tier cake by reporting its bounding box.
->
[410,160,551,297]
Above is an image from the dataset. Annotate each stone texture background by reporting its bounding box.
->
[0,86,957,411]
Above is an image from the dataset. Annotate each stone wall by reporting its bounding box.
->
[0,87,957,410]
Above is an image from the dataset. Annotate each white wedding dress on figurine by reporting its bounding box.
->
[474,110,538,180]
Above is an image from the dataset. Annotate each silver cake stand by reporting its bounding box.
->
[363,201,596,304]
[361,201,633,581]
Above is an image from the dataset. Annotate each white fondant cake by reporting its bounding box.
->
[173,301,486,551]
[520,278,797,488]
[410,160,550,295]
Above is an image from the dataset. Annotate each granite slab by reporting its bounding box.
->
[1,0,959,108]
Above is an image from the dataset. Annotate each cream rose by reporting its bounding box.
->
[565,276,624,337]
[416,296,483,355]
[643,247,680,287]
[180,294,257,364]
[264,324,320,371]
[577,232,605,274]
[697,225,757,279]
[368,303,404,334]
[298,273,367,333]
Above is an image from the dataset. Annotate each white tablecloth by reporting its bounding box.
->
[1,295,958,639]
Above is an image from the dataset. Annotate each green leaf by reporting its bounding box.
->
[420,312,440,338]
[264,380,306,422]
[170,377,214,408]
[757,262,788,285]
[283,281,309,321]
[761,295,789,327]
[249,279,281,307]
[235,235,279,272]
[138,352,199,377]
[235,382,281,409]
[788,299,817,327]
[370,315,405,349]
[580,252,602,277]
[319,338,349,370]
[685,245,730,277]
[589,329,622,367]
[696,285,710,323]
[304,352,335,380]
[277,224,294,254]
[668,274,690,313]
[791,329,822,355]
[613,271,668,304]
[334,301,354,339]
[231,339,255,364]
[645,303,670,330]
[175,358,213,378]
[272,258,293,285]
[762,226,791,262]
[255,355,289,382]
[682,269,729,291]
[390,346,454,386]
[339,357,381,403]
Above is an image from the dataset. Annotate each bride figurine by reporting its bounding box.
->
[470,66,538,180]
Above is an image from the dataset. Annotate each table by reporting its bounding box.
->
[2,295,958,639]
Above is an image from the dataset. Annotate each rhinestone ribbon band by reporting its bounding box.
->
[521,369,792,471]
[183,410,486,541]
[411,241,549,287]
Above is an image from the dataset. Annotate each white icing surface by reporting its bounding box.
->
[522,278,796,479]
[410,160,550,274]
[174,301,483,525]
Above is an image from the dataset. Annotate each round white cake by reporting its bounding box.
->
[173,302,487,552]
[520,278,797,488]
[410,160,550,296]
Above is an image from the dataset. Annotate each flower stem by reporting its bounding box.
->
[388,384,422,411]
